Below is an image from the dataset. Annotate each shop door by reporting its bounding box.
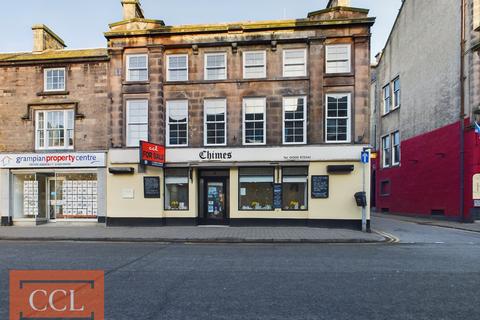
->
[202,178,228,225]
[47,177,65,221]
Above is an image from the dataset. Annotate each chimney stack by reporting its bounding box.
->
[326,0,351,8]
[32,24,66,52]
[121,0,144,20]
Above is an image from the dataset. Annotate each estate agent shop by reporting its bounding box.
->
[0,152,107,225]
[106,144,371,229]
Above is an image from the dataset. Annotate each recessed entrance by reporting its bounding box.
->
[198,170,229,225]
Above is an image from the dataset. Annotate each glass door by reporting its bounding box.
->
[35,173,52,225]
[204,179,227,225]
[47,177,65,220]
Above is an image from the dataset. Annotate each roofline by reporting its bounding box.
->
[374,0,407,66]
[307,6,370,18]
[0,49,109,66]
[104,17,376,38]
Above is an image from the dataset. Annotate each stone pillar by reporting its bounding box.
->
[353,35,371,144]
[109,47,125,148]
[148,45,165,146]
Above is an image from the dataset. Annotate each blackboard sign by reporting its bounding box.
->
[144,177,161,199]
[311,176,329,199]
[273,183,282,209]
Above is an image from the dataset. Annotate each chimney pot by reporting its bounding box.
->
[327,0,351,8]
[32,24,66,52]
[121,0,144,20]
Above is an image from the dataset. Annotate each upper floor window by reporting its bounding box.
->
[126,100,148,147]
[166,100,188,147]
[167,54,188,81]
[126,54,148,82]
[204,99,227,146]
[205,53,227,80]
[44,68,65,92]
[283,96,307,144]
[243,51,266,79]
[243,98,266,145]
[382,134,391,168]
[325,93,351,143]
[283,49,307,77]
[392,131,401,166]
[474,0,480,30]
[383,84,391,114]
[326,44,351,74]
[35,110,74,150]
[393,77,401,108]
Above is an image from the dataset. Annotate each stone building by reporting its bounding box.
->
[105,0,375,228]
[0,25,109,225]
[371,0,480,221]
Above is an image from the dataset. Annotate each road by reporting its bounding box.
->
[1,216,480,320]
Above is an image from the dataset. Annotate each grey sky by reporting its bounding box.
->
[0,0,401,60]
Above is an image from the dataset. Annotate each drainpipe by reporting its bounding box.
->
[459,0,466,222]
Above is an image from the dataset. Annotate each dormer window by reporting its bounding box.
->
[44,68,65,92]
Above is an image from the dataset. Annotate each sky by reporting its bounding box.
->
[0,0,402,60]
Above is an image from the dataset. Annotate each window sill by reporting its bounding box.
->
[122,81,150,85]
[37,90,69,96]
[165,209,190,212]
[381,107,400,117]
[324,72,354,77]
[35,148,75,152]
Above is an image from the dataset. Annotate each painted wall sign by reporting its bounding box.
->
[144,176,161,199]
[311,176,329,199]
[140,141,165,167]
[0,152,106,168]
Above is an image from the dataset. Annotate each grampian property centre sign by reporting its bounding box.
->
[0,152,106,169]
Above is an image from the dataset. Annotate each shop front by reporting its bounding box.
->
[0,152,107,226]
[106,145,370,229]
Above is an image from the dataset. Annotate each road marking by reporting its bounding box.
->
[372,230,400,244]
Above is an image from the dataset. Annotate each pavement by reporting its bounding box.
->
[0,224,386,243]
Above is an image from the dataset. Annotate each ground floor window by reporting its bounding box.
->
[12,171,98,220]
[239,167,274,210]
[165,169,189,210]
[282,167,308,210]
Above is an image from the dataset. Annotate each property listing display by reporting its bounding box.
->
[23,181,39,216]
[62,180,98,217]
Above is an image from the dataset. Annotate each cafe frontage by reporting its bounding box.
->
[106,145,371,230]
[0,152,107,226]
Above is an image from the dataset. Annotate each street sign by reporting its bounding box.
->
[361,151,369,164]
[475,122,480,135]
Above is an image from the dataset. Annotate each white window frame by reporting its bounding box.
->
[44,68,66,92]
[383,84,391,115]
[204,52,227,81]
[474,0,480,30]
[392,131,400,166]
[393,77,401,109]
[282,49,307,77]
[166,54,189,82]
[126,100,149,147]
[166,100,189,147]
[282,96,307,145]
[325,93,352,144]
[382,134,391,168]
[35,109,74,150]
[126,54,149,82]
[325,44,352,74]
[242,97,267,146]
[243,51,267,79]
[204,98,227,146]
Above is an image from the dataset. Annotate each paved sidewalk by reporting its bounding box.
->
[0,225,386,243]
[373,212,480,233]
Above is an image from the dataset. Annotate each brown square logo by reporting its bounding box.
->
[10,270,104,320]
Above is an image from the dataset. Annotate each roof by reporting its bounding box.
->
[0,48,109,64]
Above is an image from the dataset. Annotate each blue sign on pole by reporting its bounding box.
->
[475,122,480,135]
[361,151,369,164]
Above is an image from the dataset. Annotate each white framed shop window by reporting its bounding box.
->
[283,49,307,77]
[164,168,189,211]
[243,51,267,79]
[325,44,351,74]
[126,54,149,82]
[126,100,149,147]
[205,52,227,80]
[243,98,266,145]
[204,99,227,146]
[282,96,307,145]
[238,167,275,211]
[166,100,189,147]
[44,68,66,92]
[166,54,188,81]
[35,110,74,150]
[325,93,351,143]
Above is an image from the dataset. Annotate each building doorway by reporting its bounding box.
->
[199,170,229,225]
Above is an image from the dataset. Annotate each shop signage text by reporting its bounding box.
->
[140,141,165,167]
[0,152,106,168]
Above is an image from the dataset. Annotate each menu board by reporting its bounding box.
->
[273,184,282,209]
[311,176,329,199]
[62,180,98,216]
[144,177,161,199]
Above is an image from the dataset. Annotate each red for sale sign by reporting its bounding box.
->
[140,141,165,167]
